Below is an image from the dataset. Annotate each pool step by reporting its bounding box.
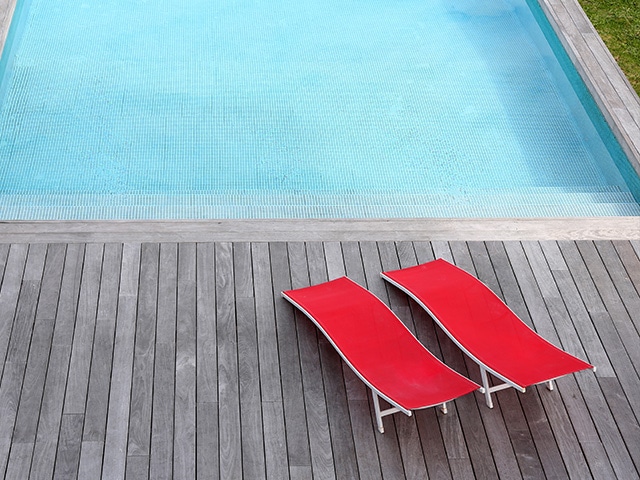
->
[1,187,639,219]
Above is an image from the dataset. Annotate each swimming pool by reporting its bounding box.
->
[0,0,639,219]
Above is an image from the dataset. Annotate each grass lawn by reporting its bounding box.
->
[578,0,640,95]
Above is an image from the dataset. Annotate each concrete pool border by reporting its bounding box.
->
[0,0,639,242]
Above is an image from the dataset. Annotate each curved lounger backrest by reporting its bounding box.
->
[282,276,478,413]
[382,259,594,390]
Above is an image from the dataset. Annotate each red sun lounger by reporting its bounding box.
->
[382,259,595,408]
[282,277,480,433]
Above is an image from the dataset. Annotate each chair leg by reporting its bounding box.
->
[480,367,494,408]
[547,380,554,391]
[371,390,385,433]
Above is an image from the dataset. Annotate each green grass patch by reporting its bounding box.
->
[578,0,640,95]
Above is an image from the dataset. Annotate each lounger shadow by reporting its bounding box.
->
[282,276,480,433]
[382,259,595,408]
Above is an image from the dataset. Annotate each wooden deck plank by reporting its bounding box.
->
[12,244,65,445]
[506,241,610,480]
[0,244,10,284]
[8,245,65,477]
[215,242,241,479]
[270,242,311,471]
[102,243,141,479]
[149,243,177,480]
[251,242,289,480]
[539,241,614,377]
[312,241,362,480]
[126,242,159,477]
[594,241,640,336]
[77,243,121,478]
[52,414,83,480]
[613,241,640,296]
[63,243,104,416]
[573,241,640,418]
[0,245,47,475]
[287,242,336,480]
[235,242,266,480]
[30,244,84,480]
[173,243,197,480]
[0,239,637,479]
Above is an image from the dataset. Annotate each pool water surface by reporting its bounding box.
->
[0,0,639,218]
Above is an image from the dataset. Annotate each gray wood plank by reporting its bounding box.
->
[557,240,639,384]
[0,243,10,284]
[235,242,265,480]
[237,296,266,480]
[595,241,640,336]
[102,243,141,480]
[174,243,197,480]
[251,242,288,480]
[150,343,176,480]
[196,242,219,480]
[288,242,337,480]
[127,242,159,470]
[77,441,104,479]
[50,244,85,348]
[613,241,640,298]
[252,242,283,403]
[539,241,614,377]
[597,377,640,473]
[486,241,585,480]
[196,242,217,405]
[574,241,640,416]
[149,243,177,480]
[576,241,640,370]
[0,362,26,476]
[64,243,104,415]
[1,238,639,479]
[125,454,150,480]
[53,414,83,480]
[12,244,65,447]
[30,244,85,480]
[0,244,47,476]
[6,243,47,365]
[80,243,122,458]
[216,242,242,480]
[5,442,35,480]
[270,242,311,469]
[507,241,612,479]
[197,402,220,480]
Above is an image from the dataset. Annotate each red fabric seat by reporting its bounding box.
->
[382,259,594,407]
[282,277,479,432]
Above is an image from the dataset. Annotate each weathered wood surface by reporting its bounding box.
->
[0,240,639,479]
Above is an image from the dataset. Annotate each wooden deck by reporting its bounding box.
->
[0,239,638,479]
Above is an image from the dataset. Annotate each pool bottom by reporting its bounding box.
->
[2,188,639,220]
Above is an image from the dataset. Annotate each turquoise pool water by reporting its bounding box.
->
[0,0,639,219]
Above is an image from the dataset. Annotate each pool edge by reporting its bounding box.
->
[0,217,638,242]
[537,0,640,179]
